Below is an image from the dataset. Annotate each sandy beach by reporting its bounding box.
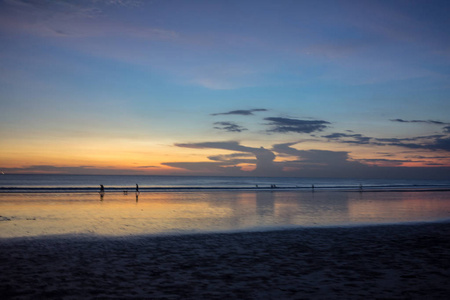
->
[1,222,449,299]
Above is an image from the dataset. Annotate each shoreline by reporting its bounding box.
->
[1,222,449,299]
[2,187,450,193]
[1,219,450,242]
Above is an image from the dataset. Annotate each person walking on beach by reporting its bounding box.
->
[99,185,105,201]
[136,184,139,193]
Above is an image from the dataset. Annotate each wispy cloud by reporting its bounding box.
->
[322,133,371,144]
[398,119,450,134]
[374,134,450,152]
[265,117,330,134]
[211,109,267,116]
[208,153,254,162]
[324,130,450,152]
[358,158,411,167]
[213,122,247,133]
[390,119,449,125]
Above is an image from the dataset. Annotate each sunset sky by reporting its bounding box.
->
[1,0,449,179]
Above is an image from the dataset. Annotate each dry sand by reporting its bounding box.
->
[1,222,449,299]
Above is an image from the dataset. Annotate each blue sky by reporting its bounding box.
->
[1,0,450,178]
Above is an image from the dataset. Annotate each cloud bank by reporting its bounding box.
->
[161,140,450,179]
[165,141,282,175]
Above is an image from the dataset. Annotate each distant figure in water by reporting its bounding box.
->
[99,185,105,201]
[136,184,139,193]
[359,183,363,192]
[312,184,315,192]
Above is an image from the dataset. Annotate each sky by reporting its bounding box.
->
[1,0,450,179]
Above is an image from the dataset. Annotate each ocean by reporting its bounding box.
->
[1,174,450,192]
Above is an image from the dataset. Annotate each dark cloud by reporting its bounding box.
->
[324,129,450,152]
[358,159,411,167]
[322,133,371,144]
[171,141,282,175]
[390,119,450,142]
[213,121,247,132]
[390,119,448,125]
[374,137,421,143]
[432,137,450,151]
[205,153,256,169]
[271,142,450,179]
[296,150,353,167]
[211,109,267,116]
[208,153,253,162]
[272,142,358,167]
[265,117,330,134]
[374,136,450,152]
[406,154,449,159]
[270,142,374,177]
[376,152,396,157]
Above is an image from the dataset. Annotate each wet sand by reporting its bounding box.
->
[2,190,450,238]
[1,222,449,299]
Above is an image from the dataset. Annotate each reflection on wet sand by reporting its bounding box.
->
[0,191,449,238]
[347,191,450,223]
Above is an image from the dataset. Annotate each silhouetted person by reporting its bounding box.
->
[312,184,315,192]
[136,184,139,193]
[99,185,105,200]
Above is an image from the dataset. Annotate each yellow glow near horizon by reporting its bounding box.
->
[2,127,449,174]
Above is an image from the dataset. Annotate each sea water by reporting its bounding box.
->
[1,174,450,192]
[1,175,450,238]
